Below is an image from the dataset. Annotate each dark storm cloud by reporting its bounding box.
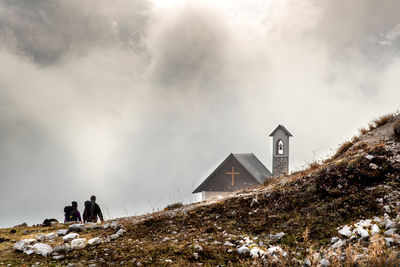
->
[0,0,152,65]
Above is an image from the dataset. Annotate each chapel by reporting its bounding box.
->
[193,125,292,201]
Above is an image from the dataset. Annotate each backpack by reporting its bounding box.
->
[64,206,74,222]
[84,201,95,222]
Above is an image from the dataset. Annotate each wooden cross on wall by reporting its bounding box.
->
[227,166,240,186]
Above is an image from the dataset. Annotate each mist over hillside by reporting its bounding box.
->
[1,0,400,227]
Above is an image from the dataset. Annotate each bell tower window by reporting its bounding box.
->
[277,140,284,155]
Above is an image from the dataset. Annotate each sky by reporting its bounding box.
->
[0,0,400,227]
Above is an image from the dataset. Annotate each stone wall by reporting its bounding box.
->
[273,156,288,177]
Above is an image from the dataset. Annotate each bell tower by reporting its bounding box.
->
[269,125,292,177]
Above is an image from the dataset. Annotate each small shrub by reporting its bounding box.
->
[164,202,183,211]
[373,113,393,127]
[359,127,368,135]
[394,118,400,140]
[333,141,353,159]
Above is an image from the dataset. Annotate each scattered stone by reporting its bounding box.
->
[224,241,235,247]
[71,238,87,250]
[69,223,85,232]
[32,243,53,257]
[237,245,250,255]
[320,258,330,266]
[116,229,126,236]
[36,234,45,241]
[354,226,369,239]
[365,155,375,160]
[213,241,221,245]
[331,237,339,243]
[88,237,102,246]
[369,163,379,169]
[45,233,57,241]
[250,247,265,258]
[13,239,36,251]
[57,229,69,236]
[385,237,394,247]
[332,239,346,250]
[63,233,79,243]
[109,234,119,240]
[54,245,68,253]
[371,224,380,235]
[269,232,285,241]
[194,244,203,251]
[111,221,120,229]
[103,223,111,229]
[304,258,312,266]
[52,255,65,260]
[338,225,352,237]
[385,228,396,236]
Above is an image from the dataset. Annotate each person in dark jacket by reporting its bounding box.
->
[64,201,82,223]
[83,195,104,223]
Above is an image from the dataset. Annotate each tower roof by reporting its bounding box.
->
[269,124,293,137]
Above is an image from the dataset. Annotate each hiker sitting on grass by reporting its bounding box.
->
[83,195,104,223]
[64,201,82,223]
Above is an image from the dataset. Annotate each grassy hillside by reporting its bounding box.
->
[1,113,400,266]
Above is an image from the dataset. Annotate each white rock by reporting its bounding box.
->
[385,228,395,236]
[24,249,34,255]
[304,258,311,266]
[194,244,203,251]
[267,246,287,257]
[365,155,374,160]
[53,255,65,260]
[250,247,265,258]
[371,224,380,235]
[13,239,36,251]
[63,233,79,243]
[354,226,369,239]
[237,245,250,255]
[103,223,111,229]
[356,219,372,228]
[109,234,119,240]
[111,221,119,228]
[224,241,235,247]
[385,237,394,247]
[320,259,330,266]
[36,234,45,241]
[69,224,85,232]
[57,229,69,236]
[270,232,285,241]
[45,233,57,241]
[32,243,53,257]
[71,238,87,250]
[116,229,126,236]
[331,237,339,244]
[338,225,352,237]
[369,163,379,169]
[85,223,98,230]
[88,237,102,246]
[386,219,395,229]
[332,239,346,250]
